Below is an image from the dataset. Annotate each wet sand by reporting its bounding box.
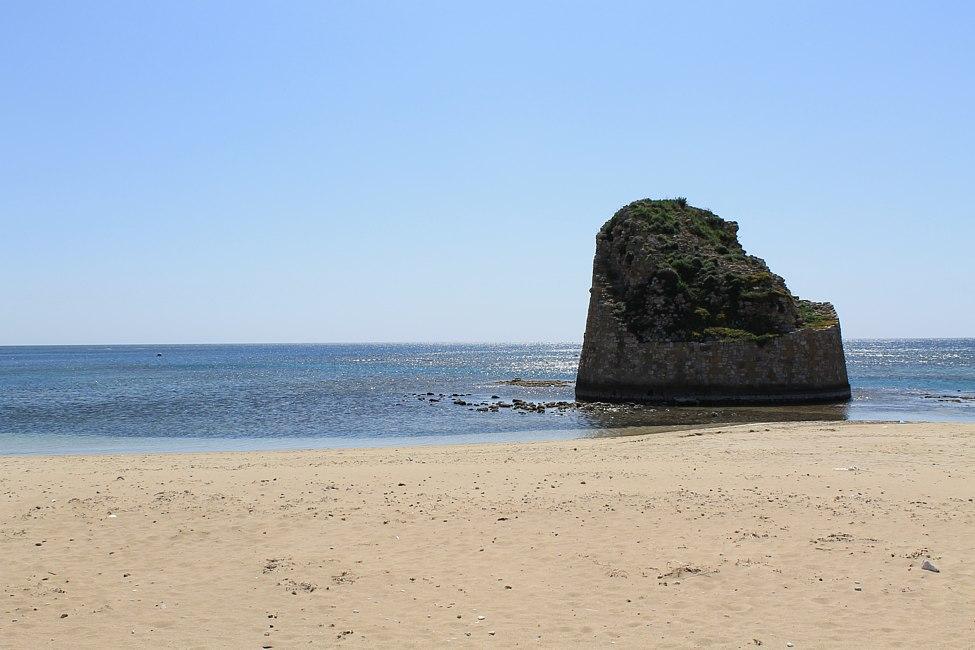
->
[1,421,973,647]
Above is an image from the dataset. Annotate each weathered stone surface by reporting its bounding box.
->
[576,199,851,404]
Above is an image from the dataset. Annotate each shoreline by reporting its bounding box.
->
[2,420,973,647]
[0,422,742,459]
[0,417,933,459]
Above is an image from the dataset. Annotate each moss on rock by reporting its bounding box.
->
[593,198,838,342]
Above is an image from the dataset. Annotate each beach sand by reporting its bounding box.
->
[1,421,973,648]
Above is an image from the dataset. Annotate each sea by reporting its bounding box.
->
[1,339,973,455]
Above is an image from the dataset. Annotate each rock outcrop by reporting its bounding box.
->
[576,198,851,404]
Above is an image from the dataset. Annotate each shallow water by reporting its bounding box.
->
[0,340,972,454]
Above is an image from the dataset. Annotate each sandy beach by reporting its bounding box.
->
[1,421,973,648]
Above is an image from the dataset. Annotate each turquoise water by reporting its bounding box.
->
[0,340,972,454]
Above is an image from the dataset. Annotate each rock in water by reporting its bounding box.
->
[576,199,851,404]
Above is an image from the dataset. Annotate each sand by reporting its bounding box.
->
[1,421,973,648]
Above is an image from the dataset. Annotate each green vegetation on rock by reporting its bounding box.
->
[700,327,779,344]
[594,199,838,342]
[796,299,839,329]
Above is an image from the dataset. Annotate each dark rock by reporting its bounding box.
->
[497,378,571,388]
[576,198,851,405]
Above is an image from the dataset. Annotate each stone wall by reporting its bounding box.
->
[576,285,852,404]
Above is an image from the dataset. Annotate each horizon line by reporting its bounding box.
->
[1,337,973,348]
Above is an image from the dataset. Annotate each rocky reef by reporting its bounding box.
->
[576,198,851,404]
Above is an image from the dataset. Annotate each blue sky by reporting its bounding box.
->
[2,1,972,344]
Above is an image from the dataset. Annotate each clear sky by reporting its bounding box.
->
[2,1,972,344]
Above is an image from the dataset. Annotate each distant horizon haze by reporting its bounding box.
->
[2,337,974,349]
[3,2,973,345]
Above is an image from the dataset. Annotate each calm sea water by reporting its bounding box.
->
[1,340,973,454]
